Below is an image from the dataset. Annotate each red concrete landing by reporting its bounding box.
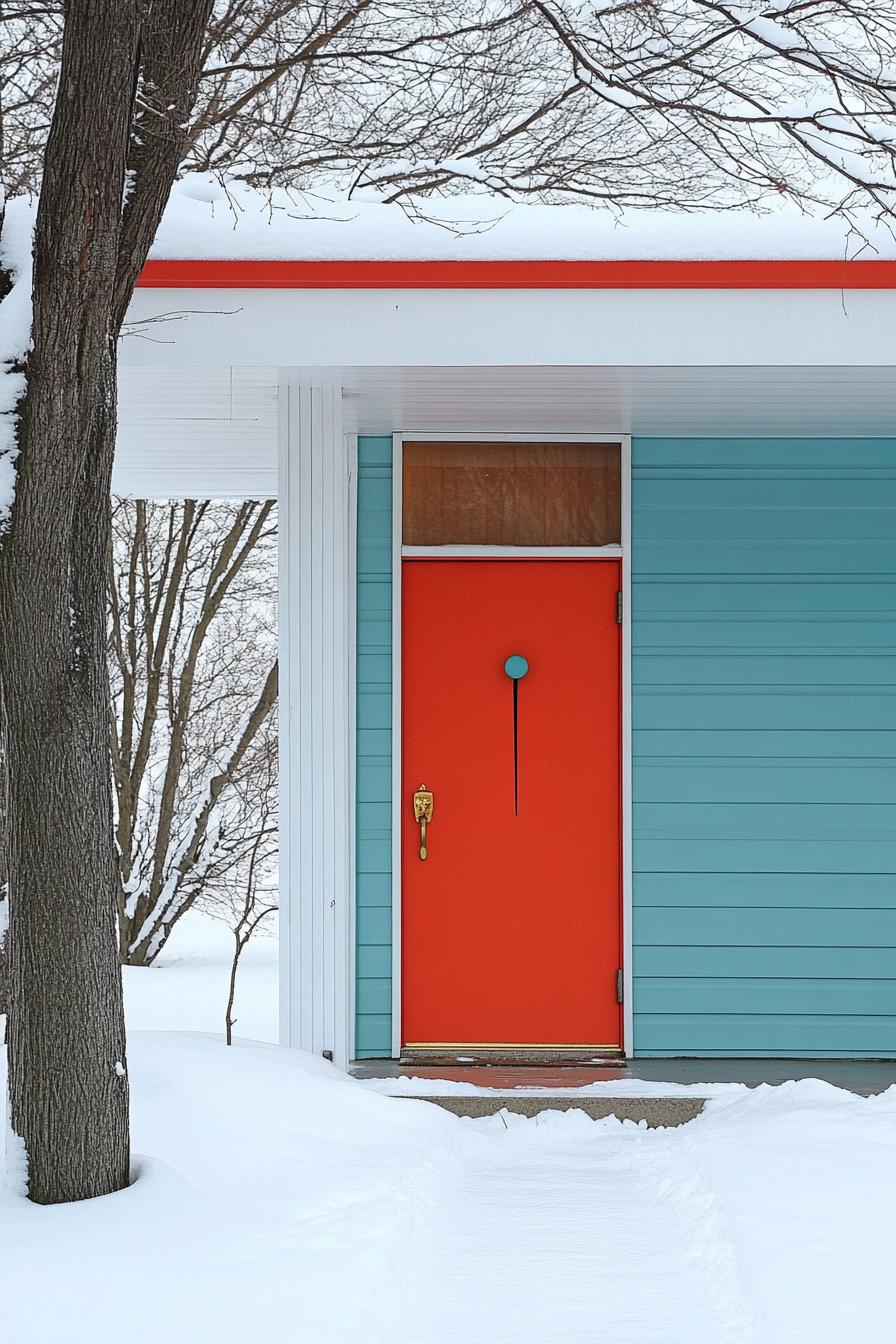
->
[354,1064,629,1090]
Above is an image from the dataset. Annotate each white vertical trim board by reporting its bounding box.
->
[620,434,634,1055]
[278,379,354,1069]
[391,431,634,1059]
[346,435,359,1064]
[390,432,404,1061]
[277,380,294,1049]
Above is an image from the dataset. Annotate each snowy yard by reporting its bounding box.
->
[2,914,896,1343]
[122,910,279,1044]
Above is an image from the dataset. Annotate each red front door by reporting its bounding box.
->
[401,559,622,1051]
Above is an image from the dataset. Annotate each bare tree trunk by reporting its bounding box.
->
[0,0,141,1204]
[0,741,7,1021]
[224,814,277,1046]
[0,0,216,1207]
[225,930,240,1046]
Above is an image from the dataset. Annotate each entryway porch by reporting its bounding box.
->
[118,269,896,1070]
[350,1056,896,1125]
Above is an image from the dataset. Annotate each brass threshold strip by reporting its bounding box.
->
[404,1042,622,1052]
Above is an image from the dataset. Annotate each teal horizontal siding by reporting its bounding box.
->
[638,620,896,649]
[634,545,896,575]
[356,978,392,1014]
[637,838,896,873]
[355,1015,392,1055]
[635,872,896,908]
[635,731,896,758]
[358,838,391,874]
[637,947,896,979]
[633,438,896,1058]
[637,801,896,836]
[637,978,896,1015]
[357,872,391,905]
[636,763,896,804]
[634,439,896,467]
[635,654,896,685]
[357,691,391,729]
[637,692,896,730]
[635,906,896,946]
[359,945,392,978]
[357,906,392,945]
[638,579,896,613]
[355,436,394,1057]
[636,1015,896,1056]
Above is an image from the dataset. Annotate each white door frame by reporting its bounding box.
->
[389,431,633,1059]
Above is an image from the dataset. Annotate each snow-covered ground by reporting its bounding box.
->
[123,908,278,1042]
[2,914,896,1343]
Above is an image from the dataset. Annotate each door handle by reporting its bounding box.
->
[413,786,434,860]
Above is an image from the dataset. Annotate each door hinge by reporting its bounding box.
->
[616,969,624,1004]
[615,590,623,624]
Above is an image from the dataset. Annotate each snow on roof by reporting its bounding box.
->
[146,174,896,263]
[4,176,896,272]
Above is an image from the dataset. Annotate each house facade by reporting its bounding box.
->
[117,199,896,1068]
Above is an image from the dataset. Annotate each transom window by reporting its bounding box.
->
[402,441,621,547]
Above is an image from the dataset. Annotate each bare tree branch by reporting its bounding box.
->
[108,499,278,966]
[2,2,894,225]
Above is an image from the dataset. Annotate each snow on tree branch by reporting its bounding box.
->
[517,0,896,220]
[2,2,894,228]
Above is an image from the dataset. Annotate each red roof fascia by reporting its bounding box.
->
[138,257,896,289]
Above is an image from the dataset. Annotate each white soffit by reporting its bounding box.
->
[114,363,896,497]
[121,286,896,370]
[335,365,896,436]
[115,364,277,497]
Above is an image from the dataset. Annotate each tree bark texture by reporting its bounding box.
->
[0,0,217,1204]
[0,0,142,1204]
[0,745,7,1019]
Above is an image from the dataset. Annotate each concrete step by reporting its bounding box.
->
[402,1093,707,1126]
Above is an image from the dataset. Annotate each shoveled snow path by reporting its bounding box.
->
[389,1111,756,1344]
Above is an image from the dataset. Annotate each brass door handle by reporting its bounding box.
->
[413,786,434,860]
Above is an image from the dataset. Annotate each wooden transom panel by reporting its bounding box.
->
[402,441,621,546]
